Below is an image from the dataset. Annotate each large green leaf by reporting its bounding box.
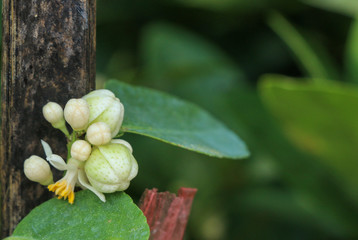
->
[8,191,149,240]
[106,80,249,159]
[259,74,358,198]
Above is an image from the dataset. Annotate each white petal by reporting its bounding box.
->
[111,101,124,138]
[83,89,115,99]
[95,99,123,137]
[98,145,131,181]
[128,156,138,181]
[78,169,106,202]
[111,139,133,153]
[41,140,53,157]
[47,154,68,171]
[85,96,114,123]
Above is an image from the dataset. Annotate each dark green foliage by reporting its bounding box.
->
[95,1,358,238]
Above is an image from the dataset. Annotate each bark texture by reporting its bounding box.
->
[1,0,96,237]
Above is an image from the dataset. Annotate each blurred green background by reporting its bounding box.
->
[98,0,358,239]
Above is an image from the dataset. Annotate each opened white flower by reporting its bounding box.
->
[41,140,105,204]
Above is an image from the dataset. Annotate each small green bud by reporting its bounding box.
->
[64,99,90,131]
[71,140,92,161]
[84,142,138,193]
[83,89,124,137]
[24,155,53,185]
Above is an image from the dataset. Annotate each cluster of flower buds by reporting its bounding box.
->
[24,90,138,204]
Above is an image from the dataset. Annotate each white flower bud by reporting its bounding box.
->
[42,102,70,136]
[86,122,112,146]
[64,99,90,131]
[83,89,124,137]
[111,139,133,153]
[84,142,138,193]
[71,140,92,161]
[24,155,53,185]
[43,102,65,128]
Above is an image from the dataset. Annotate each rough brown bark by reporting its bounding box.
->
[1,0,96,237]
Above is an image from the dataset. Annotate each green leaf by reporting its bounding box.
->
[267,12,339,81]
[258,74,358,198]
[5,237,36,240]
[106,80,249,159]
[345,17,358,82]
[302,0,358,17]
[10,191,149,240]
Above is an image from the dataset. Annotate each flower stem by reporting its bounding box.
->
[59,125,70,138]
[66,131,77,161]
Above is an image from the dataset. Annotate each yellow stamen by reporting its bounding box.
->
[48,179,75,204]
[61,188,70,197]
[68,191,75,204]
[48,182,59,191]
[55,183,67,195]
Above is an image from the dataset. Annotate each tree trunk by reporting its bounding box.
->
[1,0,96,237]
